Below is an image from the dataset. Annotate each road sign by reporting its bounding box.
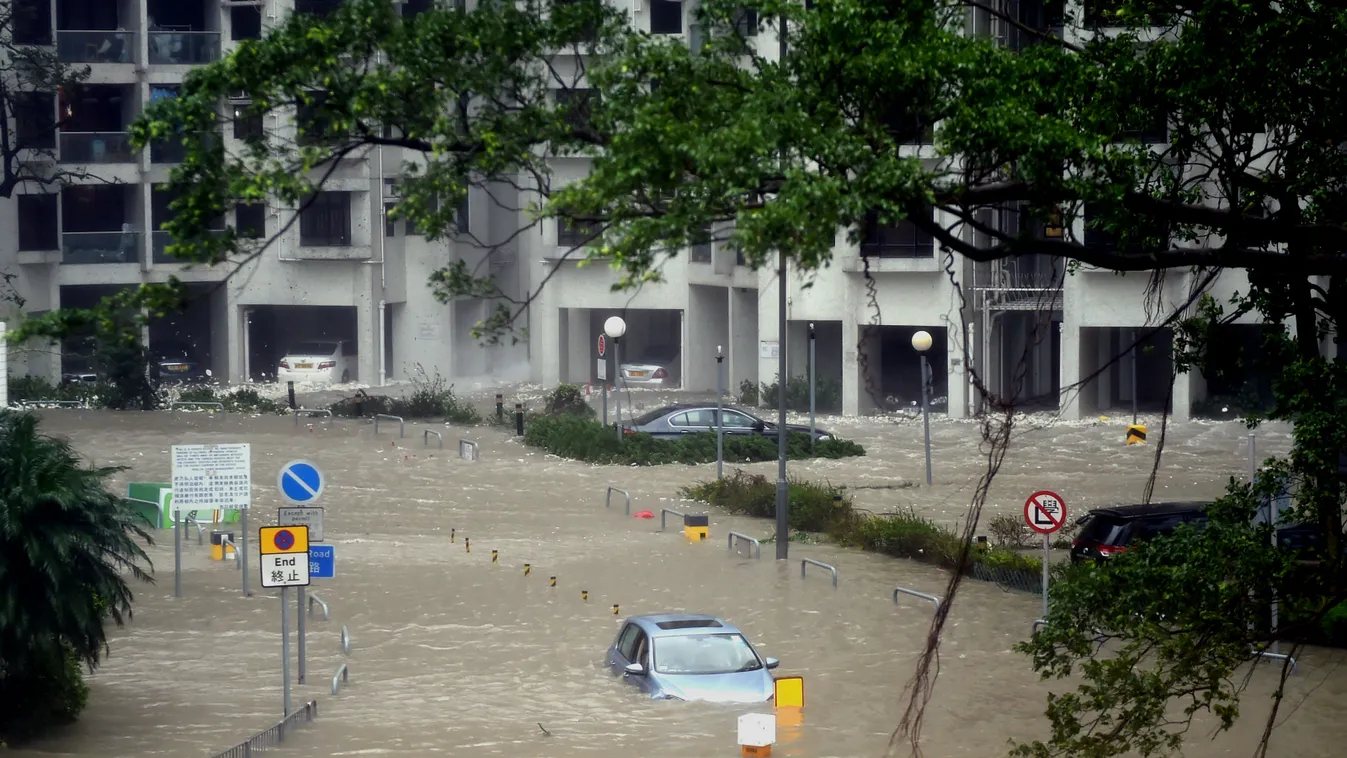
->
[171,443,252,510]
[261,552,311,588]
[1024,490,1067,535]
[597,333,607,357]
[278,506,325,542]
[309,545,335,578]
[260,525,309,555]
[277,460,324,505]
[597,358,607,381]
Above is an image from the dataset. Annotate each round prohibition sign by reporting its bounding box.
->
[273,529,297,552]
[1023,490,1067,535]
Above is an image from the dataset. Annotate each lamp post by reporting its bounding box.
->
[716,345,725,480]
[604,316,627,441]
[808,322,817,449]
[912,330,934,486]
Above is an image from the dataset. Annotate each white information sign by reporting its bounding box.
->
[596,358,608,381]
[171,443,252,511]
[759,340,780,359]
[260,552,311,588]
[278,506,325,543]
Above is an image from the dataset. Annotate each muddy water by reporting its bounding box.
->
[10,411,1345,758]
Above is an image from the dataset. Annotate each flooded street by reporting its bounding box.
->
[10,408,1346,758]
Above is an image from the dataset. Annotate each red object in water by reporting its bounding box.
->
[633,510,655,519]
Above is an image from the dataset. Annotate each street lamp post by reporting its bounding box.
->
[808,322,816,449]
[912,330,934,486]
[604,316,627,441]
[716,345,725,480]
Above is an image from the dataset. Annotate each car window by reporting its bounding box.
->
[653,633,762,675]
[289,341,338,356]
[616,624,642,662]
[342,341,357,356]
[633,405,677,426]
[721,410,758,429]
[678,410,716,427]
[1077,514,1130,546]
[1130,514,1188,543]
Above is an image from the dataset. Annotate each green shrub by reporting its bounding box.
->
[680,470,854,533]
[176,386,286,415]
[387,365,480,424]
[749,374,843,413]
[7,375,115,407]
[1321,602,1347,646]
[0,644,90,743]
[543,383,594,418]
[523,415,866,465]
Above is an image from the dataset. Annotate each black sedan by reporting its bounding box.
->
[621,403,835,442]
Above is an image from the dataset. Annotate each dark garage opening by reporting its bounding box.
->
[58,284,133,378]
[148,283,215,376]
[1193,324,1277,418]
[589,308,683,388]
[1079,326,1174,415]
[867,325,948,411]
[245,305,357,382]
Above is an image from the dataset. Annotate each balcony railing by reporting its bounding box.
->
[60,132,136,164]
[149,31,221,65]
[62,231,140,265]
[56,30,134,64]
[151,132,218,164]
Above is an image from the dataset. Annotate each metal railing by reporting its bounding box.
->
[424,429,443,449]
[727,532,761,559]
[606,486,631,516]
[892,586,941,610]
[1251,647,1298,674]
[374,414,405,437]
[169,401,225,413]
[19,399,85,408]
[221,535,241,571]
[56,29,135,64]
[458,439,478,460]
[183,511,206,545]
[660,508,685,531]
[208,699,318,758]
[331,664,349,696]
[308,594,329,621]
[801,558,838,589]
[149,30,221,65]
[293,408,333,426]
[61,230,140,265]
[60,131,136,164]
[340,625,351,655]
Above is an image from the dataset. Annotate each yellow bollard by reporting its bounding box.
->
[465,537,470,553]
[550,576,557,587]
[773,676,805,709]
[1126,424,1148,445]
[524,563,531,576]
[450,528,455,543]
[491,550,498,564]
[612,604,620,615]
[582,590,589,602]
[683,513,710,541]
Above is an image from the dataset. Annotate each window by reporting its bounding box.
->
[689,223,712,262]
[18,194,58,251]
[653,634,762,675]
[300,192,352,246]
[231,7,262,40]
[1121,112,1167,144]
[236,203,265,239]
[860,207,934,258]
[899,114,935,146]
[1083,205,1168,253]
[402,0,434,17]
[384,202,399,237]
[650,0,682,34]
[232,101,264,140]
[15,92,55,150]
[556,88,596,132]
[557,216,600,247]
[616,624,643,662]
[13,0,52,45]
[670,410,716,427]
[455,194,469,233]
[732,6,758,36]
[295,0,343,16]
[297,92,341,146]
[720,410,758,428]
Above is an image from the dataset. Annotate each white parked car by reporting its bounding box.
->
[619,345,681,388]
[276,340,356,385]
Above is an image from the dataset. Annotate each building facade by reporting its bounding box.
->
[0,0,1269,420]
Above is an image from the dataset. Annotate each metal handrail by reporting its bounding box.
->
[19,399,84,408]
[892,586,941,610]
[340,625,351,655]
[1251,648,1298,674]
[606,486,631,516]
[293,408,333,426]
[374,414,405,437]
[424,429,443,449]
[458,439,479,460]
[170,401,225,413]
[331,663,349,695]
[660,508,685,531]
[727,532,761,559]
[221,535,241,571]
[801,558,838,588]
[184,512,206,545]
[308,594,329,621]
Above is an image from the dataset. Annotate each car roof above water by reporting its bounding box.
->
[629,613,739,638]
[1085,501,1211,520]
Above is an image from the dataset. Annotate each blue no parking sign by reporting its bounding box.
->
[278,460,324,504]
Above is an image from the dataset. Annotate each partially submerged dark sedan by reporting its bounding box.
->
[621,403,835,442]
[153,341,209,383]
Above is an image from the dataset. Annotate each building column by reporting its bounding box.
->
[535,261,562,387]
[1170,368,1200,422]
[1058,323,1082,420]
[728,289,757,397]
[756,257,786,390]
[946,322,967,419]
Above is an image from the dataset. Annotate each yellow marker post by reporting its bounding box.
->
[549,576,557,587]
[465,537,470,553]
[524,563,531,576]
[581,590,589,602]
[1126,424,1148,445]
[450,528,455,543]
[683,513,709,541]
[773,676,804,709]
[491,549,498,564]
[612,604,620,615]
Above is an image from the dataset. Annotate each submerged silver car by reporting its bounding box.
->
[605,614,780,703]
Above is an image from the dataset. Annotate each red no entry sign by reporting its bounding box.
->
[597,334,607,357]
[1023,490,1067,535]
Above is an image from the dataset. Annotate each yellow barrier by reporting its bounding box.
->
[524,563,531,576]
[450,528,455,543]
[550,576,557,587]
[1126,424,1147,445]
[774,676,804,708]
[582,590,589,602]
[491,549,499,564]
[465,537,470,553]
[684,513,710,541]
[612,604,620,615]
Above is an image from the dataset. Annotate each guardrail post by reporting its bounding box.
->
[801,558,838,589]
[331,663,349,696]
[373,414,405,438]
[307,594,330,621]
[727,532,762,559]
[892,587,942,610]
[458,439,479,461]
[293,408,333,426]
[340,625,351,656]
[660,508,685,532]
[605,486,631,516]
[424,429,443,449]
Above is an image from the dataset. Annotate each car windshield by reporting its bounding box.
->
[632,405,678,426]
[653,633,762,675]
[288,342,338,357]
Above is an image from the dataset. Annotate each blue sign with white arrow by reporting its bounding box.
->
[278,460,324,504]
[308,545,335,578]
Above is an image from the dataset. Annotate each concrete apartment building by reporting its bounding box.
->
[0,0,1268,420]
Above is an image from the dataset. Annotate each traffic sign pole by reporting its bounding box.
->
[281,585,291,717]
[297,586,306,685]
[1041,532,1050,619]
[1022,490,1067,621]
[242,510,249,598]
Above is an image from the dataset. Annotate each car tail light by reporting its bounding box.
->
[652,368,668,379]
[1097,545,1128,556]
[318,361,336,369]
[622,427,637,436]
[279,360,290,369]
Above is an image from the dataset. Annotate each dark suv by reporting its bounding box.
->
[1070,502,1209,564]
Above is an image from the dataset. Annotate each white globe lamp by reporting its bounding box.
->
[911,330,933,353]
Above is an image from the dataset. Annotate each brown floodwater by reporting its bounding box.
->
[8,409,1344,758]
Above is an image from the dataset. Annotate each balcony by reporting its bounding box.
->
[56,30,134,64]
[151,132,217,164]
[62,231,140,265]
[149,31,221,65]
[60,132,136,163]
